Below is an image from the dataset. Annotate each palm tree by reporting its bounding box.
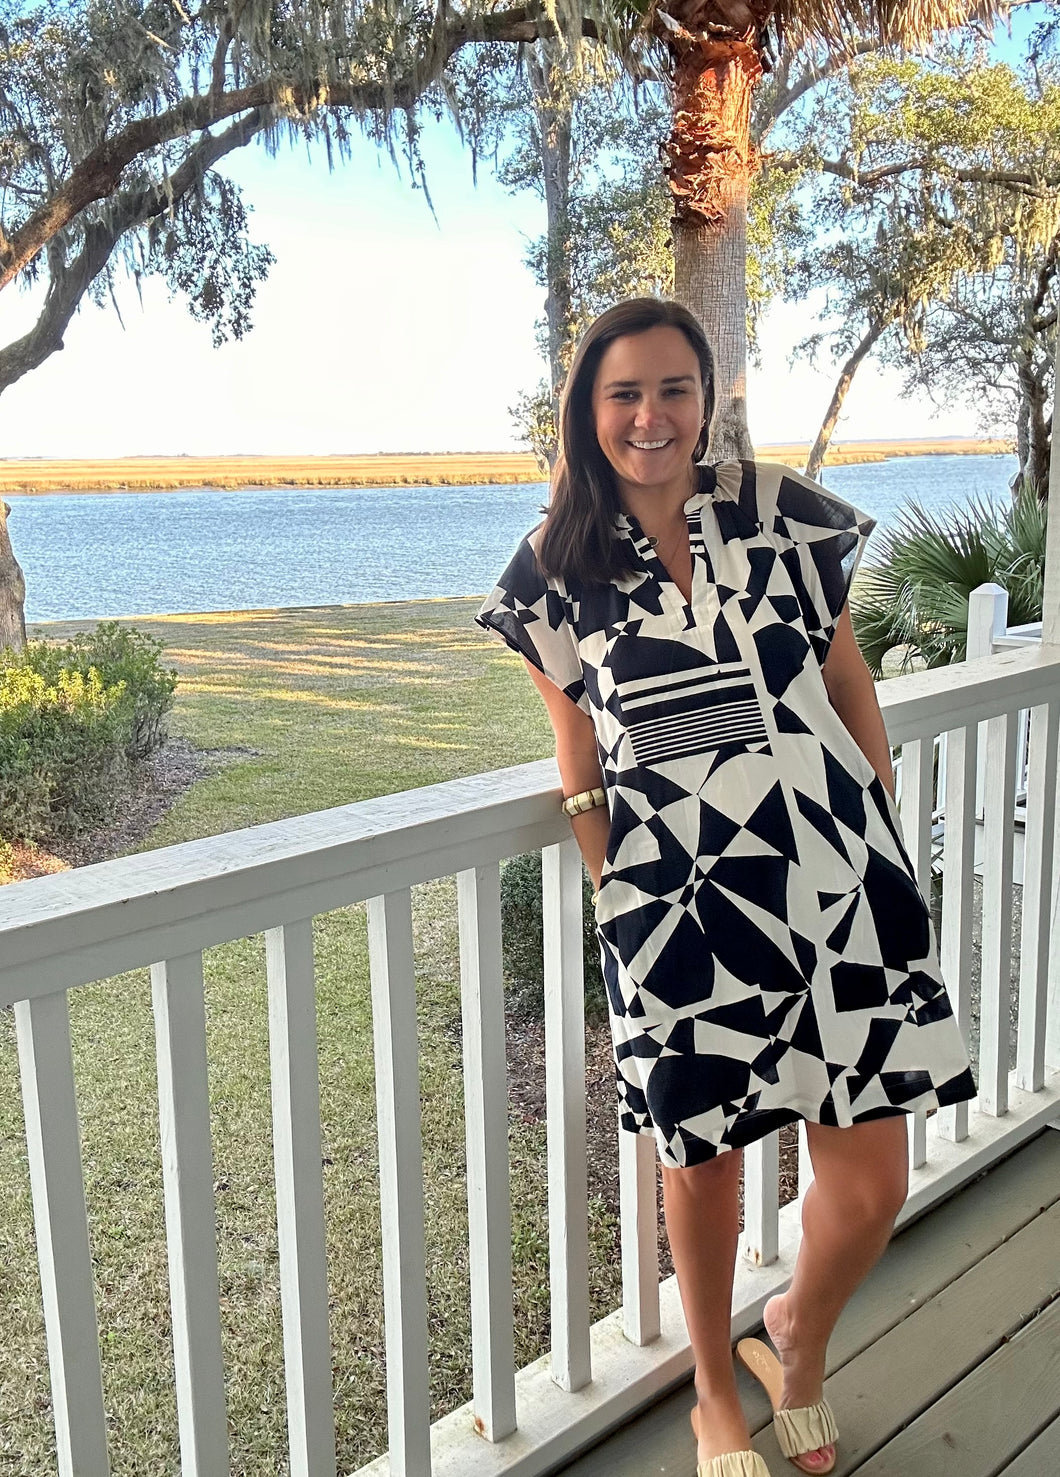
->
[655,2,1010,459]
[850,482,1047,675]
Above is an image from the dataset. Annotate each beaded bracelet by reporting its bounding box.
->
[561,786,606,817]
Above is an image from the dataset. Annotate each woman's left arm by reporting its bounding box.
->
[822,605,895,798]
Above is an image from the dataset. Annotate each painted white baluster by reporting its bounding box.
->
[15,992,109,1477]
[151,955,230,1476]
[367,891,431,1477]
[939,724,978,1143]
[900,738,934,1168]
[457,866,517,1439]
[968,584,1009,815]
[266,921,337,1477]
[542,840,592,1392]
[899,738,934,890]
[979,711,1019,1116]
[741,1131,780,1267]
[619,1128,660,1345]
[1017,702,1060,1092]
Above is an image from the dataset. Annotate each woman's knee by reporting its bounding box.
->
[808,1120,908,1226]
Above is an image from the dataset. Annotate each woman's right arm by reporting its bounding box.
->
[523,658,609,891]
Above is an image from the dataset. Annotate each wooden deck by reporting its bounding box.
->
[559,1127,1060,1477]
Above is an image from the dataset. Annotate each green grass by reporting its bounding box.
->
[0,599,624,1476]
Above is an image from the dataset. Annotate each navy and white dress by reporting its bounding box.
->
[477,461,975,1169]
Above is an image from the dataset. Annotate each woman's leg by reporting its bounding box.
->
[763,1116,909,1456]
[661,1148,749,1463]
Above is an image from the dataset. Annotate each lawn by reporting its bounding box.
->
[0,599,623,1476]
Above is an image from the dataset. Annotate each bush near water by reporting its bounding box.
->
[0,623,176,845]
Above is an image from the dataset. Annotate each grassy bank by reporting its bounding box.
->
[0,600,628,1476]
[0,437,1015,494]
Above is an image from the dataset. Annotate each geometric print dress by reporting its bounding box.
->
[477,460,976,1168]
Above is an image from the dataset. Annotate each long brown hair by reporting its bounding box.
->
[536,299,716,586]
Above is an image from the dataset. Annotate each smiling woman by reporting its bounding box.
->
[475,297,976,1477]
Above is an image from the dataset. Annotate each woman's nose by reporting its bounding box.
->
[635,397,664,427]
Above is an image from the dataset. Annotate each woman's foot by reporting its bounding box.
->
[761,1295,835,1473]
[691,1388,754,1466]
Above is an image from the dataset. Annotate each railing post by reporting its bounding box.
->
[542,839,592,1393]
[367,891,431,1477]
[968,584,1009,817]
[457,865,517,1439]
[15,993,110,1477]
[266,921,338,1477]
[152,955,230,1477]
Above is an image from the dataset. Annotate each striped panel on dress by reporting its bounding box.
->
[622,666,769,766]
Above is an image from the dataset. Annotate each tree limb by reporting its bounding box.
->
[0,5,600,291]
[0,107,273,396]
[804,315,889,480]
[763,39,879,134]
[211,1,249,97]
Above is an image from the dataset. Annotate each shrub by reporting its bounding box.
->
[21,622,177,758]
[0,663,127,841]
[0,624,177,844]
[499,851,608,1022]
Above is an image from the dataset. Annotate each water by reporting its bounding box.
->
[11,453,1019,623]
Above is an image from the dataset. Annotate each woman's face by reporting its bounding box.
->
[590,325,706,506]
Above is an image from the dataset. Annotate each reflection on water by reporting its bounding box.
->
[15,454,1018,623]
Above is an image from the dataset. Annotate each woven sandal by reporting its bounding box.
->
[736,1338,837,1476]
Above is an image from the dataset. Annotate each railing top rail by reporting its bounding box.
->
[877,646,1060,745]
[4,645,1059,1007]
[0,757,567,1005]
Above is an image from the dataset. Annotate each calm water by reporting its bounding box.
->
[12,453,1019,623]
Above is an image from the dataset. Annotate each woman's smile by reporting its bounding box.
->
[590,324,707,511]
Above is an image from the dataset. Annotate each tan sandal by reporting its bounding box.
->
[698,1454,773,1477]
[736,1338,837,1476]
[691,1406,773,1477]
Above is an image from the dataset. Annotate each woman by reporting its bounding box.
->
[477,299,975,1477]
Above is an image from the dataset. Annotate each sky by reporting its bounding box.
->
[0,13,1038,460]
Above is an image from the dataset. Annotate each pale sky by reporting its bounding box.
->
[0,92,1004,460]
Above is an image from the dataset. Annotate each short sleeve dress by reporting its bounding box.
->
[477,460,976,1169]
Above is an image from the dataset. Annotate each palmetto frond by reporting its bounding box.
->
[850,483,1047,671]
[772,2,1008,50]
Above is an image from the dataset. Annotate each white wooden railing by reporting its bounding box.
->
[3,639,1060,1477]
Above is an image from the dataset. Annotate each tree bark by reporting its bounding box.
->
[670,52,757,461]
[0,501,26,656]
[804,318,887,481]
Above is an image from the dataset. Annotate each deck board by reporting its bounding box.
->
[854,1298,1060,1475]
[1002,1412,1060,1475]
[557,1129,1060,1477]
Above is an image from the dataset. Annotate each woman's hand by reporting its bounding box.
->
[822,606,895,798]
[523,659,609,888]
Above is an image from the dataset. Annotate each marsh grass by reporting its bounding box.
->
[0,598,626,1476]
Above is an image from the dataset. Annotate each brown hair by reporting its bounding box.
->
[536,298,716,586]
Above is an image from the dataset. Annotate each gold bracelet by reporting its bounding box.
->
[561,786,606,817]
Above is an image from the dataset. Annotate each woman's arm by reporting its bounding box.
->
[523,659,609,889]
[822,606,895,799]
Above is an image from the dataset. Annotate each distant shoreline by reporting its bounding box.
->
[1,440,1015,495]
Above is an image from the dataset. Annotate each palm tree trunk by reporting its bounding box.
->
[804,319,887,481]
[0,501,26,655]
[668,42,757,461]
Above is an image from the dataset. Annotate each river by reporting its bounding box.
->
[12,452,1019,623]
